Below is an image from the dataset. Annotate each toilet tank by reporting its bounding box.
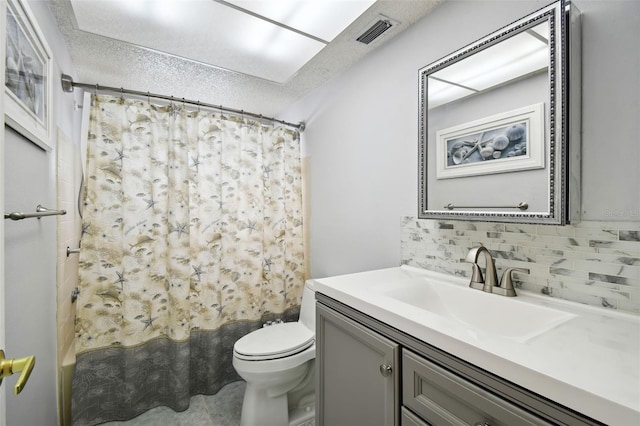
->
[298,279,317,332]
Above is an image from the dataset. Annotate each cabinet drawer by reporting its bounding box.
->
[402,349,551,426]
[401,407,429,426]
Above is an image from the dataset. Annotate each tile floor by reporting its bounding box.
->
[102,381,246,426]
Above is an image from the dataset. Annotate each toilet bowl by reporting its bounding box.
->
[233,279,317,426]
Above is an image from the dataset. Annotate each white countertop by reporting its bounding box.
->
[313,265,640,425]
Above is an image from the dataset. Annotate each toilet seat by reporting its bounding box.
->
[234,322,314,361]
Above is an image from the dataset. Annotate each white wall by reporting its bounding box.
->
[578,0,640,219]
[3,1,81,424]
[281,0,640,278]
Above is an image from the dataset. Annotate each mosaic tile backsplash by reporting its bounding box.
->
[400,218,640,314]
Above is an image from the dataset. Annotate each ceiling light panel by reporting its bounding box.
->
[70,0,326,83]
[225,0,376,41]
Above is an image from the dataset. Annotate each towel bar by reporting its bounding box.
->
[444,202,528,211]
[4,205,67,221]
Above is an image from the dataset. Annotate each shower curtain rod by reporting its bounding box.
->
[60,73,306,132]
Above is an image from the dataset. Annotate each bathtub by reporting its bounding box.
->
[60,345,75,426]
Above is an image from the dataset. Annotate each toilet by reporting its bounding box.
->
[232,279,317,426]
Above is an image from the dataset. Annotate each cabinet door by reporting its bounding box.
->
[317,303,400,426]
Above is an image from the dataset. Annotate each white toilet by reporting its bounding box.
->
[232,279,317,426]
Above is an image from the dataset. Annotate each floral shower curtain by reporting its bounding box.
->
[72,94,305,425]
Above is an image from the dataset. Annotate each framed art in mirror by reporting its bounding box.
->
[418,0,581,225]
[436,103,545,180]
[4,0,53,151]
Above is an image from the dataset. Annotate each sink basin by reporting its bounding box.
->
[380,278,576,342]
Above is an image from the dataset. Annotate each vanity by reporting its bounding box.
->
[314,266,640,426]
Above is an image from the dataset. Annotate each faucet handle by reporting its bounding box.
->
[496,268,530,297]
[467,264,485,290]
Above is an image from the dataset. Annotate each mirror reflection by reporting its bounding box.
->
[428,22,549,109]
[418,1,576,224]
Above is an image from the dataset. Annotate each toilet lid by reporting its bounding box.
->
[234,322,314,360]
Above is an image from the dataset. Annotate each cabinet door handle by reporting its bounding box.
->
[379,363,392,377]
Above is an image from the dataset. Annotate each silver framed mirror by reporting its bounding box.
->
[418,0,580,224]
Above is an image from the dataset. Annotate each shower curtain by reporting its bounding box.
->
[72,94,305,425]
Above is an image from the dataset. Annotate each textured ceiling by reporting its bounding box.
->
[68,0,378,84]
[48,0,441,118]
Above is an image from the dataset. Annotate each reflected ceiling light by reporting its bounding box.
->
[428,22,550,108]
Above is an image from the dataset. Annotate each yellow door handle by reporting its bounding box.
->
[0,350,36,394]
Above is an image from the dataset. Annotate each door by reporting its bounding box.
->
[317,302,400,426]
[1,4,42,421]
[1,1,7,422]
[1,123,6,426]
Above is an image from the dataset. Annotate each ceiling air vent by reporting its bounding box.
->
[356,15,397,45]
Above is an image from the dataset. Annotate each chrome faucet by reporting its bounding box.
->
[465,246,498,293]
[464,246,529,297]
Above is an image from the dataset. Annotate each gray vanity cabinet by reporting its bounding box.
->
[316,302,400,426]
[316,294,603,426]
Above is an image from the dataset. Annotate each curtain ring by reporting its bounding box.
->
[196,100,200,112]
[147,91,150,104]
[94,83,99,95]
[120,87,124,101]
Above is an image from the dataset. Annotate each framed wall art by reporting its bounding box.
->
[4,0,53,150]
[435,103,545,180]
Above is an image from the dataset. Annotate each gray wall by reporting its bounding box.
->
[282,0,640,278]
[3,0,81,423]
